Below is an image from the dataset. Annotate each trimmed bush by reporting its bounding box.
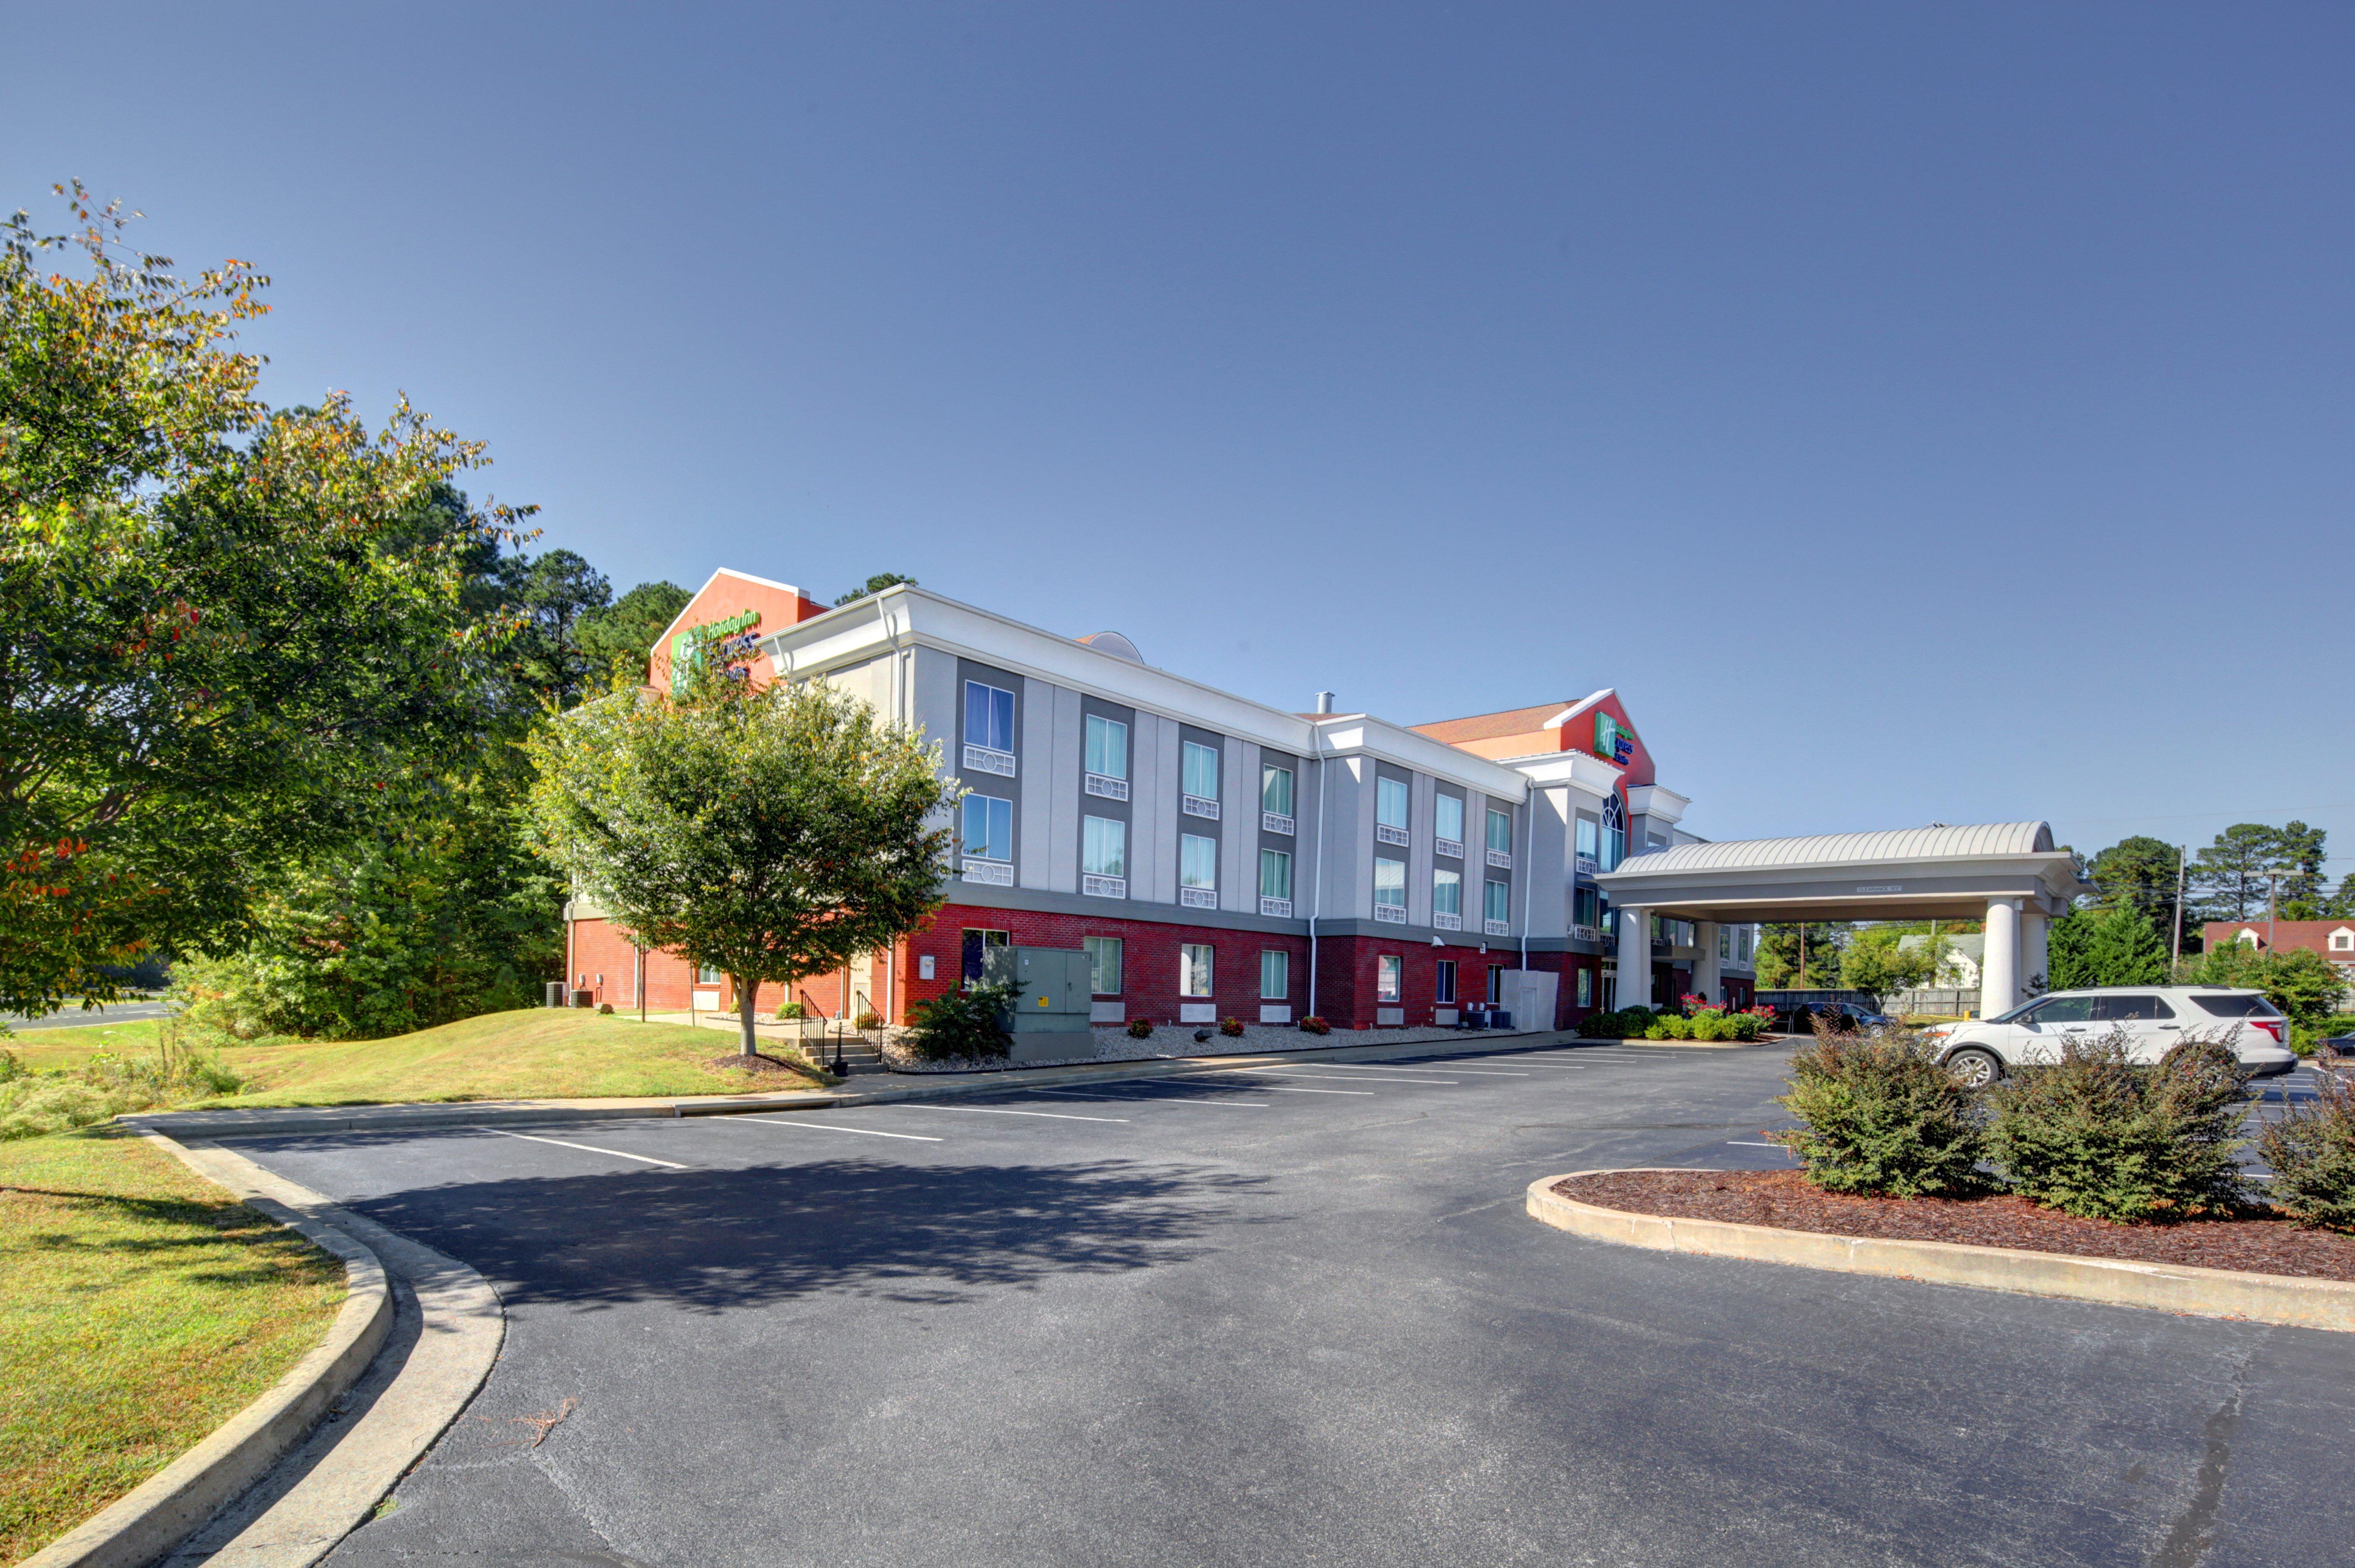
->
[1219,1017,1245,1038]
[1299,1016,1331,1036]
[1983,1030,2251,1222]
[1688,1010,1731,1041]
[1127,1017,1154,1040]
[1576,1007,1653,1040]
[1644,1014,1694,1040]
[1725,1012,1763,1042]
[2257,1064,2355,1231]
[1770,1021,1989,1197]
[776,1001,806,1020]
[904,983,1017,1062]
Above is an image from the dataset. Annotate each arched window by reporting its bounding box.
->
[1600,794,1626,871]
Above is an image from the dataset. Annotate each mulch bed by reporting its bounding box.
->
[1556,1168,2355,1283]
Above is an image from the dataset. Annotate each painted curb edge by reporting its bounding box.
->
[1525,1169,2355,1334]
[18,1139,394,1568]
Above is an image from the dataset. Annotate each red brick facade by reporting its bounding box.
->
[565,902,1598,1031]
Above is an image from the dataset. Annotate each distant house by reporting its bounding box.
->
[1898,932,1984,988]
[2205,921,2355,1001]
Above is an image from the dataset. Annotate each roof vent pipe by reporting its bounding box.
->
[1315,691,1334,714]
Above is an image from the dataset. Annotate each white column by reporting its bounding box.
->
[1694,921,1722,1004]
[2021,910,2049,996]
[1981,898,2021,1017]
[1616,905,1652,1014]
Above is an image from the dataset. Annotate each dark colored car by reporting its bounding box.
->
[1775,999,1894,1034]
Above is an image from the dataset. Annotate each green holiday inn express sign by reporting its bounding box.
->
[671,610,761,694]
[1594,712,1636,766]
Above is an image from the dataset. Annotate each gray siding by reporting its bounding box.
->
[1407,772,1436,927]
[1047,684,1082,894]
[1222,741,1254,914]
[1018,676,1055,890]
[1527,786,1570,938]
[1146,715,1182,904]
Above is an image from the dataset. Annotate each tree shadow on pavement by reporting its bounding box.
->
[349,1156,1270,1312]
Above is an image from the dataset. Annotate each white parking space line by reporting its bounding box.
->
[1230,1070,1459,1086]
[896,1104,1129,1123]
[1029,1089,1270,1108]
[719,1115,943,1142]
[1294,1062,1532,1077]
[1247,1086,1376,1096]
[1726,1141,1789,1149]
[476,1127,689,1169]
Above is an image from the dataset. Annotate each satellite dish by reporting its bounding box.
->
[1078,630,1144,663]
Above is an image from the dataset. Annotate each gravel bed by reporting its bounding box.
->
[877,1020,1540,1074]
[1557,1168,2355,1282]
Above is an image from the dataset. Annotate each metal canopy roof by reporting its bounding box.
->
[1596,821,2086,922]
[1618,821,2055,876]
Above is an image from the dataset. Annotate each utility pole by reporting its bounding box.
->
[2171,846,2186,973]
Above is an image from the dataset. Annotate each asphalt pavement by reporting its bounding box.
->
[214,1042,2355,1568]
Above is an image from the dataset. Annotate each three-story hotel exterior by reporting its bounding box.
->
[563,571,1757,1030]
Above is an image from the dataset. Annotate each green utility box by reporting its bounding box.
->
[983,946,1095,1064]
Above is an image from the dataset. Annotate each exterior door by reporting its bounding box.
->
[2091,993,2180,1062]
[849,952,876,1024]
[2010,994,2096,1064]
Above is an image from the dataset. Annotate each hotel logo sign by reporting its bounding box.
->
[1593,713,1636,767]
[671,610,763,694]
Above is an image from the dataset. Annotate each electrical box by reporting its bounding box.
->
[982,946,1095,1062]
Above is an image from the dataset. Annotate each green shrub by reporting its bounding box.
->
[1725,1012,1763,1042]
[1219,1017,1245,1038]
[2257,1065,2355,1231]
[1644,1014,1693,1040]
[1127,1017,1153,1039]
[1770,1022,1989,1197]
[1577,1007,1652,1039]
[1983,1031,2251,1222]
[903,983,1017,1062]
[1688,1010,1731,1041]
[776,1001,806,1020]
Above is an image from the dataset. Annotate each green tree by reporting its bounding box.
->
[1756,923,1844,989]
[1840,924,1938,998]
[2183,941,2346,1029]
[2079,905,2170,986]
[501,548,612,709]
[834,572,917,606]
[2,188,522,1018]
[2327,873,2355,921]
[526,670,958,1056]
[2047,910,2095,990]
[2194,824,2290,922]
[577,580,692,686]
[2279,821,2329,907]
[2087,836,2186,949]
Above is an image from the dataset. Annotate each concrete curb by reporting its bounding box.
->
[123,1029,1594,1140]
[1525,1169,2355,1334]
[18,1141,394,1568]
[155,1142,506,1568]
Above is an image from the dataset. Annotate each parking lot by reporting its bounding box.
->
[219,1042,2352,1568]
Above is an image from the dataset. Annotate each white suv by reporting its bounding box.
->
[1924,987,2296,1088]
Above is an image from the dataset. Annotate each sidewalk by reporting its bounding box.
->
[123,1027,1591,1140]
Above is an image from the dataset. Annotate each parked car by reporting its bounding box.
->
[1922,987,2297,1088]
[1770,999,1894,1034]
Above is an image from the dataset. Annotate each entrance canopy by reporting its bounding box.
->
[1595,822,2093,1015]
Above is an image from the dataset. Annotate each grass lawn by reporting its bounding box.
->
[0,1129,346,1564]
[8,1019,165,1073]
[8,1009,829,1110]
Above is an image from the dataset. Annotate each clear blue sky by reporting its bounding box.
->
[9,3,2350,873]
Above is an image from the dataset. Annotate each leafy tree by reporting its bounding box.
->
[2078,905,2170,986]
[526,669,958,1055]
[2193,823,2292,922]
[2,187,522,1019]
[2047,910,2095,990]
[2279,821,2329,907]
[2087,836,2186,949]
[2328,874,2355,921]
[1839,924,1938,997]
[834,572,917,606]
[577,580,692,686]
[500,548,612,709]
[2181,941,2347,1029]
[1755,923,1844,988]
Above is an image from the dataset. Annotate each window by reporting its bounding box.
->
[964,680,1016,753]
[2189,993,2283,1019]
[1433,867,1461,915]
[697,964,722,985]
[1601,795,1625,871]
[1374,857,1406,907]
[1573,887,1600,928]
[1262,764,1294,817]
[2023,996,2096,1025]
[1377,777,1409,830]
[1738,926,1753,962]
[2091,994,2175,1021]
[1183,741,1220,800]
[1180,943,1213,998]
[1377,954,1402,1003]
[1719,926,1733,960]
[1576,967,1592,1008]
[961,794,1012,861]
[1434,960,1457,1004]
[1487,965,1506,1005]
[1487,809,1513,855]
[1259,848,1292,901]
[1485,878,1511,925]
[1082,816,1127,877]
[1435,794,1464,845]
[959,928,1008,984]
[1084,936,1123,996]
[1084,714,1128,780]
[1261,949,1289,999]
[1576,817,1598,860]
[1181,834,1218,890]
